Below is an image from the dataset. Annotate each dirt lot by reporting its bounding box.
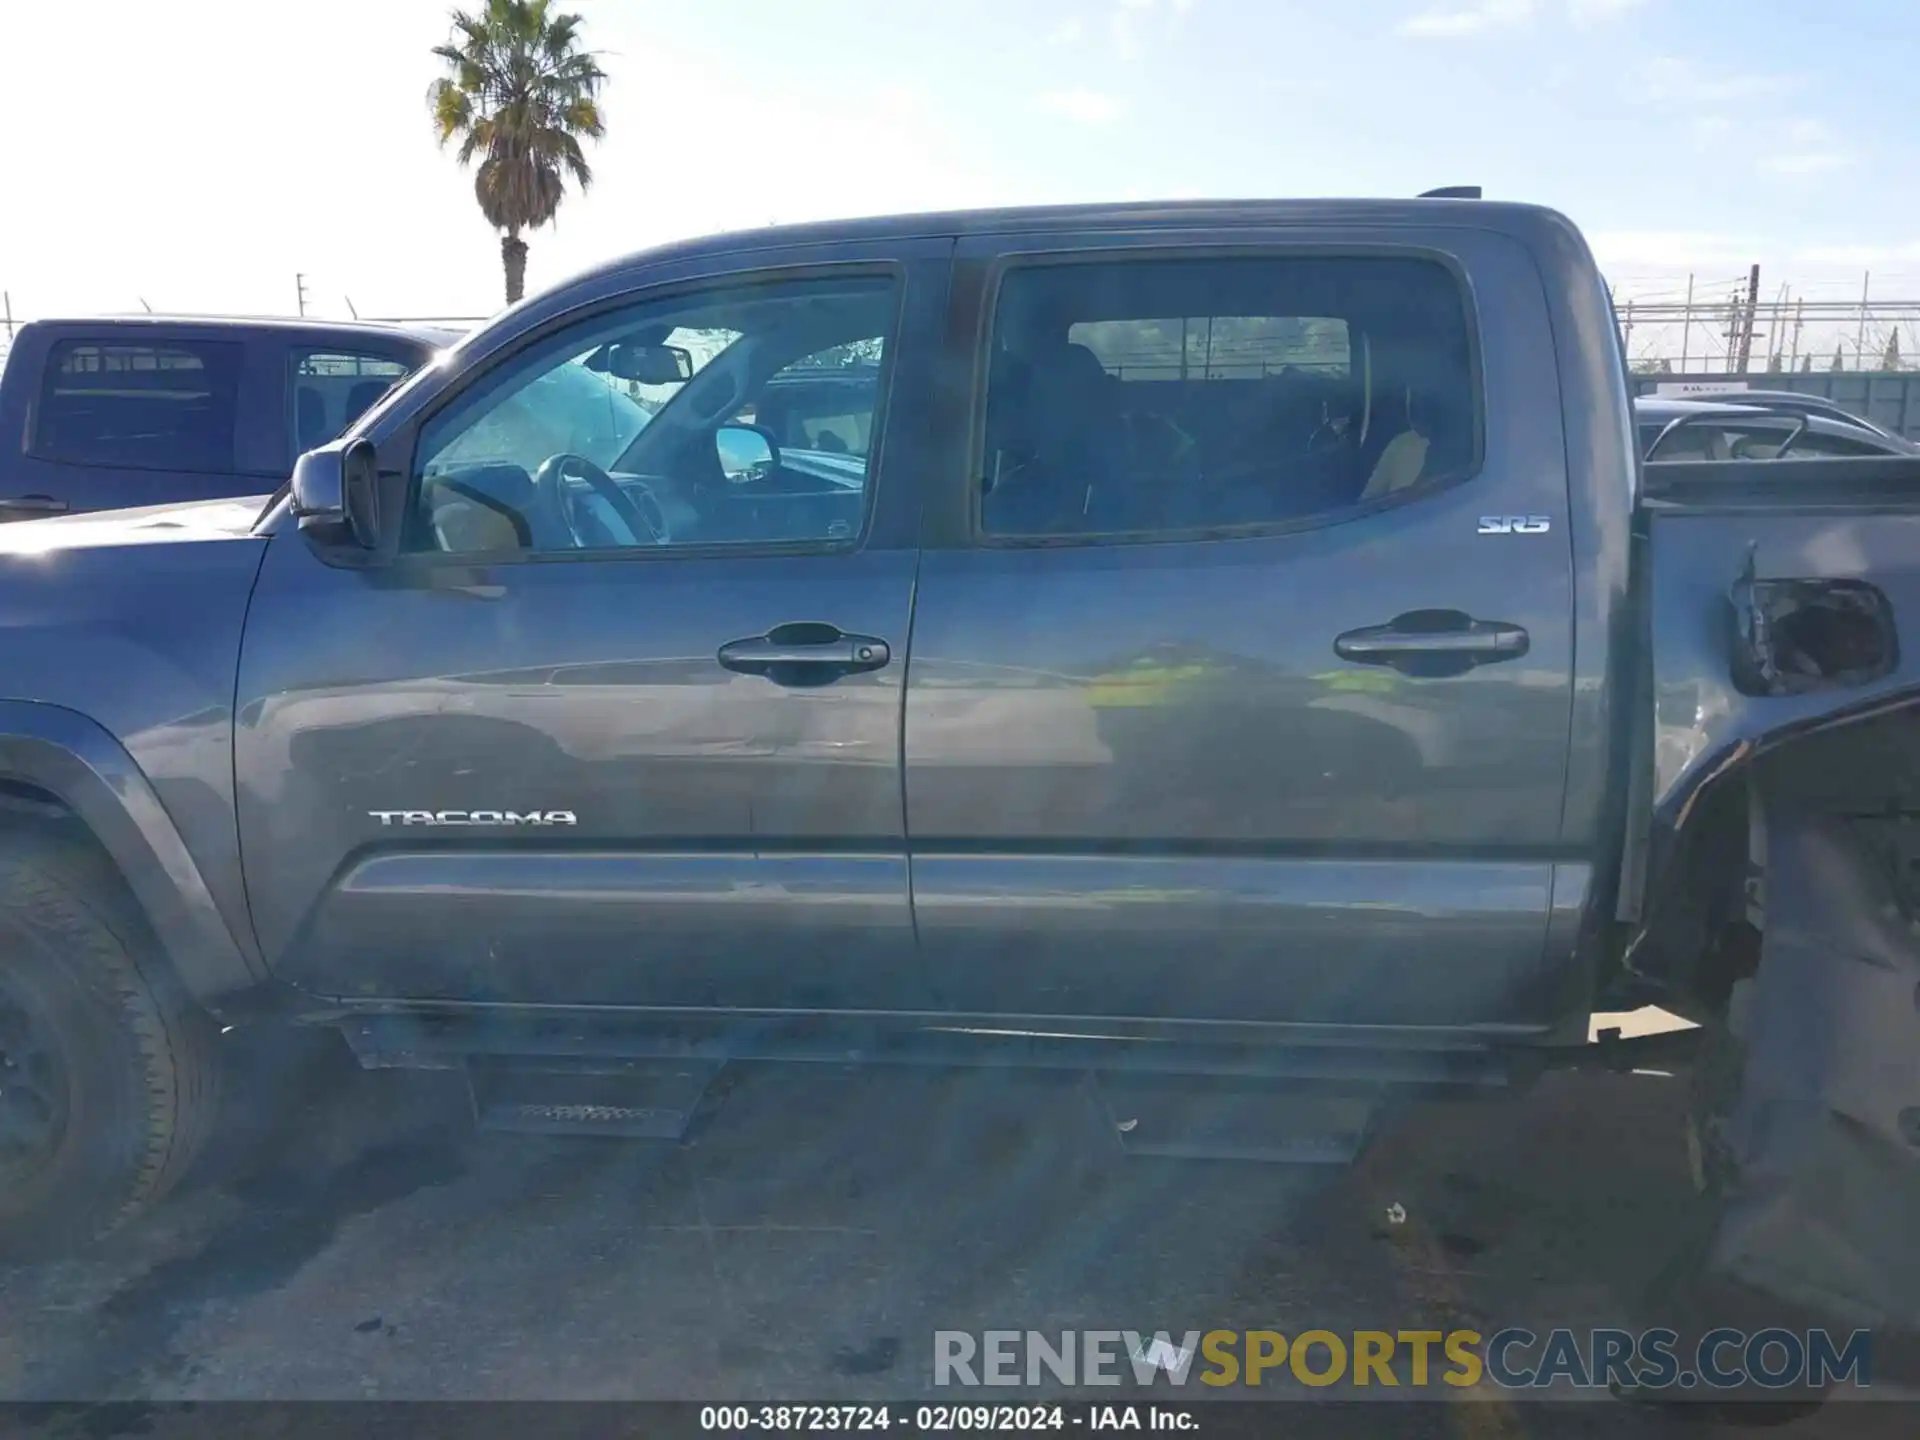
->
[0,1015,1906,1436]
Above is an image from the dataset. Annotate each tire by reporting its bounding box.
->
[0,828,218,1253]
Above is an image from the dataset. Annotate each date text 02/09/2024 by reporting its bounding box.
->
[696,1405,1185,1433]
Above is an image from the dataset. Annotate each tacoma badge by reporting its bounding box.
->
[368,810,579,826]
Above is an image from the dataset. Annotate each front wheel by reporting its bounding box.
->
[0,832,218,1253]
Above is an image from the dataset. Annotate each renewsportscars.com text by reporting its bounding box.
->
[934,1327,1872,1391]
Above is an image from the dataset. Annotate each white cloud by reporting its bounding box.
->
[1758,151,1851,178]
[1588,230,1752,268]
[1037,88,1126,124]
[1756,119,1854,179]
[1629,55,1798,106]
[1399,0,1639,33]
[1567,0,1648,23]
[1759,151,1850,178]
[1109,0,1197,58]
[1794,243,1920,268]
[1396,0,1534,38]
[1690,114,1735,144]
[1048,17,1087,43]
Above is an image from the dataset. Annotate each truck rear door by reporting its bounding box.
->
[903,223,1577,1026]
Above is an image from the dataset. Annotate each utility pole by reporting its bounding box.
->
[1857,271,1871,370]
[295,273,310,317]
[1788,297,1804,372]
[1,291,12,347]
[1621,299,1635,352]
[1679,273,1694,371]
[1722,288,1745,373]
[1734,264,1761,374]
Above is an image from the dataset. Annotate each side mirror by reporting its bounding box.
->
[290,438,382,550]
[590,343,694,385]
[715,424,778,483]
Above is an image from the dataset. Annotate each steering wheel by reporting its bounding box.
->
[531,453,669,548]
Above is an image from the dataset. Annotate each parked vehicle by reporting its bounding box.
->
[1636,393,1919,460]
[0,198,1913,1327]
[1684,387,1911,443]
[0,316,456,517]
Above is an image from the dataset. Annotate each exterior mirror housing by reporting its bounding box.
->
[290,438,382,550]
[716,424,778,483]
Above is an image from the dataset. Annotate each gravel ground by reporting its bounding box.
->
[0,1018,1908,1437]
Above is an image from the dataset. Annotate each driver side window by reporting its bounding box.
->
[406,273,899,556]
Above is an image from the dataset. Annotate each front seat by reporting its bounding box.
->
[1360,392,1432,501]
[988,340,1125,532]
[420,463,542,553]
[294,387,329,453]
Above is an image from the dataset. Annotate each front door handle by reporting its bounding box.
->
[717,623,891,686]
[0,495,69,517]
[1334,610,1529,677]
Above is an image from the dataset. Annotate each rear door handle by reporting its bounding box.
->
[717,624,891,685]
[1334,610,1529,676]
[0,495,69,516]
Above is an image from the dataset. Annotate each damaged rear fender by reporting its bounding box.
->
[1710,802,1920,1327]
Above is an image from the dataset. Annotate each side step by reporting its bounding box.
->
[342,1012,1521,1089]
[467,1058,724,1139]
[1090,1074,1381,1165]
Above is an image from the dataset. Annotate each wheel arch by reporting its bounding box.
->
[0,700,260,1005]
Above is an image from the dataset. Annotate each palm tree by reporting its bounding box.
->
[429,0,607,304]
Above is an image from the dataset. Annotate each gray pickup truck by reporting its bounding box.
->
[0,198,1913,1325]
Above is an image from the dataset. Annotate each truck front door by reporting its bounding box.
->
[236,243,947,1010]
[904,228,1577,1026]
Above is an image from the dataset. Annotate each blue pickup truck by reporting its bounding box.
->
[0,316,455,518]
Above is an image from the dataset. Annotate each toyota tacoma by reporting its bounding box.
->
[0,197,1913,1327]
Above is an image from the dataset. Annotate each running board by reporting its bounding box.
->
[342,1013,1521,1091]
[466,1058,723,1140]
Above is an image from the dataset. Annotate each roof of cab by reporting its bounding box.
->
[553,196,1575,299]
[424,196,1591,378]
[21,314,463,348]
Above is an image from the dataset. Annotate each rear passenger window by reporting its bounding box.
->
[291,350,416,461]
[34,340,241,472]
[979,256,1477,537]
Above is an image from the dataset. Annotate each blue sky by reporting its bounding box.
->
[3,0,1917,336]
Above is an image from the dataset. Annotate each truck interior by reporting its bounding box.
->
[980,254,1478,534]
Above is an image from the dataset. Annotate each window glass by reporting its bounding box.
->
[291,350,418,460]
[1643,421,1722,460]
[35,340,241,471]
[979,256,1475,537]
[1775,427,1888,458]
[744,340,885,461]
[1070,316,1350,380]
[409,276,896,555]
